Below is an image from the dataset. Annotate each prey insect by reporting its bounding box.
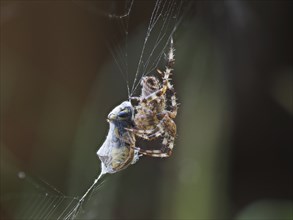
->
[97,38,178,173]
[97,101,140,174]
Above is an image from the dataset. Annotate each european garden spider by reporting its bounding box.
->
[128,38,178,158]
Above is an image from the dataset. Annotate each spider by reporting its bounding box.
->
[128,38,178,158]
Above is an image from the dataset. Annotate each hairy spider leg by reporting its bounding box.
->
[157,69,178,119]
[129,114,176,158]
[166,80,178,119]
[132,146,171,158]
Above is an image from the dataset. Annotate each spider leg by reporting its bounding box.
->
[161,134,175,154]
[131,147,171,158]
[166,36,175,68]
[132,135,174,158]
[160,115,176,155]
[156,73,178,119]
[139,133,175,158]
[142,84,167,103]
[158,39,178,119]
[126,129,161,140]
[125,122,164,140]
[128,113,172,139]
[153,115,176,155]
[130,115,176,158]
[166,81,178,119]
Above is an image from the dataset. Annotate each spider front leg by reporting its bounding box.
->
[157,69,178,119]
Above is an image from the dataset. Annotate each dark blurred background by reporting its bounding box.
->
[1,1,292,219]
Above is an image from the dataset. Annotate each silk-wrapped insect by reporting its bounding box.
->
[97,101,140,174]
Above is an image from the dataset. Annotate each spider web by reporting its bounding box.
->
[1,1,190,219]
[108,0,187,98]
[1,161,106,220]
[1,165,80,220]
[63,1,189,218]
